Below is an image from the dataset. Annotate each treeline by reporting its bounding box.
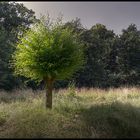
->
[0,2,139,90]
[59,19,140,88]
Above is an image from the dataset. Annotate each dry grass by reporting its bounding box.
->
[0,87,139,138]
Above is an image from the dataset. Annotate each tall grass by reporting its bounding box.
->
[0,87,139,138]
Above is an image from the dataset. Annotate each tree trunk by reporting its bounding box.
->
[45,78,54,109]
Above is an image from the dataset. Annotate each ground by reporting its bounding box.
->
[0,87,139,138]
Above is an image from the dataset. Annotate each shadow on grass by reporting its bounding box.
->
[79,101,140,138]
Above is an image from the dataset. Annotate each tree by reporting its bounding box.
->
[54,17,86,89]
[12,17,85,109]
[0,2,36,34]
[106,35,122,87]
[118,24,140,86]
[64,17,85,34]
[0,1,37,90]
[75,24,115,88]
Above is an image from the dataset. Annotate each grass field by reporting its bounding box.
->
[0,87,139,138]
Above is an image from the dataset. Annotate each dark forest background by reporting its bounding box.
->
[0,2,139,91]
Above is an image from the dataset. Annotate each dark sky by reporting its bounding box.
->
[19,2,140,35]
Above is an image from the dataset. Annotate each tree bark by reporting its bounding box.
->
[45,78,54,109]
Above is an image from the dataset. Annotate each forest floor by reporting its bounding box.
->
[0,87,139,138]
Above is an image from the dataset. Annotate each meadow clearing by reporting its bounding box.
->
[0,87,139,138]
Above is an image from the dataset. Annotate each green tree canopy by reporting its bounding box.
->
[0,1,37,90]
[54,17,86,89]
[75,24,115,88]
[12,17,85,108]
[118,24,140,85]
